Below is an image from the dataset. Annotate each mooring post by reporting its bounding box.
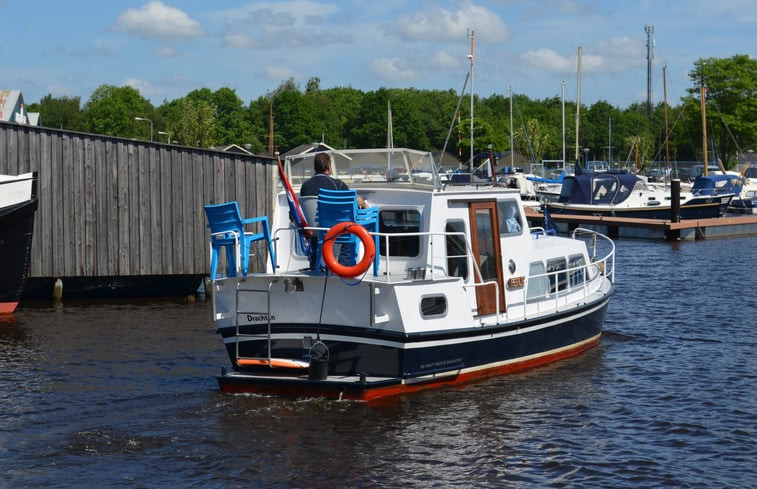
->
[670,179,681,223]
[666,179,681,241]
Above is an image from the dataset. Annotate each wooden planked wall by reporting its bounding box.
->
[0,121,276,279]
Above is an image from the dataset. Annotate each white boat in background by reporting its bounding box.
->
[0,172,38,313]
[728,165,757,214]
[205,148,616,401]
[547,171,737,220]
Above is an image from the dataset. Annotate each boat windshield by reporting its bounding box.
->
[285,148,441,190]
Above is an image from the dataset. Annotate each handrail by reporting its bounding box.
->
[266,222,614,326]
[272,223,614,286]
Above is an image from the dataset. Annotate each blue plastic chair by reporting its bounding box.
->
[203,201,276,279]
[316,189,380,275]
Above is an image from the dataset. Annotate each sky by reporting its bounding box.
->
[2,0,755,110]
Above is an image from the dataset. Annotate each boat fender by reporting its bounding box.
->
[322,222,375,277]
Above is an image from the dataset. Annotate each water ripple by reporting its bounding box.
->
[1,239,756,488]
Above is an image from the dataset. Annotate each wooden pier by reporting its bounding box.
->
[524,208,757,240]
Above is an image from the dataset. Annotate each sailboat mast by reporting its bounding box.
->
[387,100,393,149]
[268,99,274,154]
[700,81,708,176]
[663,65,670,186]
[509,85,514,169]
[468,30,475,173]
[575,46,582,164]
[608,117,612,168]
[561,80,566,168]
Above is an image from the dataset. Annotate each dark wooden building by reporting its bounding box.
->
[0,121,277,298]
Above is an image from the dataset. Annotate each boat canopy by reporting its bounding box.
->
[285,148,442,190]
[691,174,744,196]
[558,173,644,205]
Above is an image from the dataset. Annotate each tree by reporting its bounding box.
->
[686,55,757,165]
[28,94,86,131]
[171,98,216,147]
[514,118,550,165]
[209,87,254,146]
[83,85,154,138]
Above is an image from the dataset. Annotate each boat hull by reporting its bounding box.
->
[547,196,730,220]
[216,295,609,401]
[0,198,38,313]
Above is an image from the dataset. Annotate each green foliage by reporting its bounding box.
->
[25,55,755,167]
[84,85,154,138]
[685,55,757,164]
[172,98,216,147]
[30,94,86,131]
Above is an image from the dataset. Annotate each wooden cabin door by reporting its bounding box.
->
[468,201,506,315]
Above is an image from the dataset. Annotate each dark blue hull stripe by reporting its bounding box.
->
[219,297,609,378]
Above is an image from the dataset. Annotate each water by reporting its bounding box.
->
[1,237,755,488]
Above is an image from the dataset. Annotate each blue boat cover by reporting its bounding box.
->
[691,174,744,196]
[558,173,639,205]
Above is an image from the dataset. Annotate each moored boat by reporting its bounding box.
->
[206,148,615,401]
[0,172,38,314]
[727,165,757,214]
[546,171,737,220]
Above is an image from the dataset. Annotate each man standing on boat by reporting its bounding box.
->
[301,153,367,208]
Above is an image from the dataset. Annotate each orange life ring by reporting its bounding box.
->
[322,222,375,277]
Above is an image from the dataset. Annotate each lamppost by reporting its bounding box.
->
[584,147,590,168]
[158,131,171,143]
[134,117,153,141]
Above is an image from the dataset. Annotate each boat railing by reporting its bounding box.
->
[272,223,614,287]
[571,227,616,285]
[505,228,614,321]
[273,224,476,283]
[274,226,615,300]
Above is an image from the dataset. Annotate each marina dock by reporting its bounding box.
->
[524,208,757,240]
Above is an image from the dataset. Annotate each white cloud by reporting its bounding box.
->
[370,58,418,82]
[217,1,340,21]
[520,36,644,75]
[383,2,510,44]
[112,1,204,42]
[520,48,574,73]
[264,65,301,83]
[218,1,350,49]
[224,33,259,49]
[595,36,645,71]
[155,46,180,58]
[429,50,462,70]
[123,77,155,96]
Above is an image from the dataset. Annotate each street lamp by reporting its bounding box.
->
[158,131,171,143]
[584,147,590,168]
[134,117,153,141]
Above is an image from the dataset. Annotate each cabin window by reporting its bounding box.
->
[445,220,469,280]
[497,200,522,236]
[546,258,568,293]
[527,261,547,300]
[379,209,421,257]
[420,295,447,317]
[568,254,586,288]
[591,177,618,204]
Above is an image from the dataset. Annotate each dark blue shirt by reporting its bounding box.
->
[300,173,350,197]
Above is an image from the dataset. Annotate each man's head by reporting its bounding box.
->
[314,153,331,174]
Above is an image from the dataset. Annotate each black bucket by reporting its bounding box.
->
[308,341,329,380]
[309,358,329,380]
